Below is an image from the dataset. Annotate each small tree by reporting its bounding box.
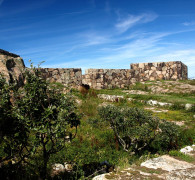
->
[0,74,28,164]
[0,65,80,179]
[98,105,180,153]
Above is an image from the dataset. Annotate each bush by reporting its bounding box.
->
[98,105,181,153]
[0,66,81,180]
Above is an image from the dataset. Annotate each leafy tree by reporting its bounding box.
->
[0,65,80,179]
[0,74,28,165]
[98,105,180,153]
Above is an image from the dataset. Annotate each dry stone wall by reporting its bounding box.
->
[82,69,137,89]
[0,49,188,89]
[130,61,188,81]
[83,61,188,89]
[38,68,82,88]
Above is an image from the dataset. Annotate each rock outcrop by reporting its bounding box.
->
[0,49,25,86]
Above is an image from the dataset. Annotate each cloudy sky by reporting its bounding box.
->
[0,0,195,77]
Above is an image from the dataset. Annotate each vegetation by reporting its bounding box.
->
[169,150,194,163]
[0,69,194,179]
[0,66,80,179]
[98,105,181,153]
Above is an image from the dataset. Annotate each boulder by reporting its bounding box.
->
[185,103,193,111]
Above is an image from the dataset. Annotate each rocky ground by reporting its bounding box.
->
[93,145,195,180]
[143,80,195,94]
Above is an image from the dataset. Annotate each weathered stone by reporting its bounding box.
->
[185,103,193,111]
[83,61,187,89]
[0,50,188,90]
[0,49,25,86]
[180,145,195,155]
[141,155,194,171]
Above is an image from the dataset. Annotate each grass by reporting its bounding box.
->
[96,87,195,104]
[3,79,195,179]
[57,81,195,178]
[179,79,195,85]
[153,110,193,122]
[169,150,194,163]
[129,82,151,92]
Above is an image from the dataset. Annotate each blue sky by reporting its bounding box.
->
[0,0,195,77]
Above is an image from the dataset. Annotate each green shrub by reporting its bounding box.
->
[170,102,184,110]
[179,126,195,145]
[98,105,181,153]
[0,66,81,180]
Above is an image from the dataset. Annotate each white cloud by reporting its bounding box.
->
[115,13,158,33]
[182,21,195,26]
[78,32,111,46]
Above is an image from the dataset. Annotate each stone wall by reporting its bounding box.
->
[130,61,188,81]
[83,61,188,89]
[82,69,137,89]
[39,68,82,88]
[0,49,25,86]
[0,49,188,89]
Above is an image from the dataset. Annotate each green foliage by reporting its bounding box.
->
[0,66,81,179]
[98,105,181,153]
[170,102,184,110]
[179,126,195,145]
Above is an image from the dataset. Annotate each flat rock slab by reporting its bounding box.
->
[141,155,194,171]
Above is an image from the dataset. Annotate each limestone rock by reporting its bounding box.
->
[97,94,124,102]
[141,155,194,171]
[0,49,25,86]
[185,103,194,111]
[180,145,195,155]
[147,100,172,107]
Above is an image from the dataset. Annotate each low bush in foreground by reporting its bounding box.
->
[98,105,182,154]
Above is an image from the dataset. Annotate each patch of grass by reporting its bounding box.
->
[134,166,166,175]
[169,150,194,163]
[188,79,195,85]
[179,79,195,85]
[97,89,125,96]
[79,96,101,117]
[128,93,195,104]
[129,82,150,92]
[153,109,192,122]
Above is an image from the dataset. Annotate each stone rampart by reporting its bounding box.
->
[39,68,82,88]
[0,49,188,89]
[82,69,136,89]
[131,61,188,81]
[82,61,188,89]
